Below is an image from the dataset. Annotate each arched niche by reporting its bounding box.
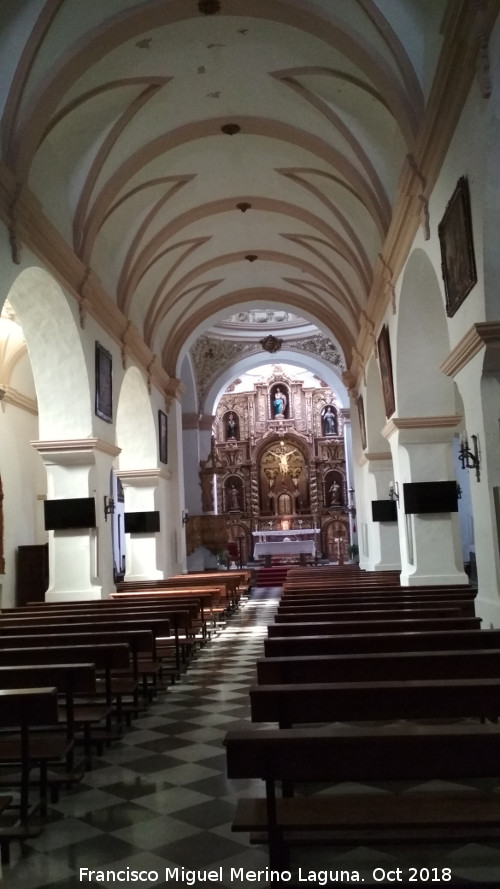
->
[258,435,309,516]
[116,366,157,469]
[269,383,290,419]
[396,248,454,418]
[224,410,239,441]
[7,267,92,439]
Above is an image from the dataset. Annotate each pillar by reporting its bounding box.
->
[118,469,165,581]
[32,437,120,601]
[384,416,467,586]
[360,452,401,571]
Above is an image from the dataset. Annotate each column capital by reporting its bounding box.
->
[31,437,120,465]
[382,415,461,444]
[117,467,171,486]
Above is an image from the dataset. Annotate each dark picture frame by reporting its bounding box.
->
[438,176,477,318]
[158,409,168,464]
[357,396,367,450]
[377,325,395,418]
[95,341,113,423]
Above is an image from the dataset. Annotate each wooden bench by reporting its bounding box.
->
[0,663,104,774]
[267,616,481,636]
[0,687,65,863]
[9,601,193,678]
[224,722,500,870]
[0,629,156,726]
[264,627,500,658]
[274,606,463,621]
[277,595,476,617]
[257,648,500,685]
[0,614,170,688]
[250,676,500,727]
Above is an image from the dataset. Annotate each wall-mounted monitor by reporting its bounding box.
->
[124,511,160,533]
[371,500,398,522]
[44,497,96,530]
[403,481,459,515]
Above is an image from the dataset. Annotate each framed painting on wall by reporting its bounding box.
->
[158,409,168,464]
[438,176,477,318]
[95,341,113,423]
[377,325,395,418]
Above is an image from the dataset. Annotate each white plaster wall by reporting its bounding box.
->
[0,400,44,606]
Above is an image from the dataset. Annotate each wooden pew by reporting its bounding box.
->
[0,663,104,773]
[274,606,463,621]
[267,616,481,636]
[0,606,185,682]
[10,599,199,670]
[250,676,500,727]
[257,648,500,685]
[264,627,500,658]
[277,595,476,617]
[0,687,65,862]
[0,629,155,725]
[224,722,500,870]
[0,615,170,686]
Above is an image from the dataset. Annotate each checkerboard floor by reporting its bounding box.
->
[3,586,500,888]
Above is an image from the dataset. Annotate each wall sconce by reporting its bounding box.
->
[104,495,115,522]
[182,509,189,525]
[459,433,480,482]
[388,481,399,502]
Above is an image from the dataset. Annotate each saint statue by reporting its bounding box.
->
[329,480,341,505]
[226,412,237,439]
[228,484,240,510]
[273,388,287,417]
[323,406,336,435]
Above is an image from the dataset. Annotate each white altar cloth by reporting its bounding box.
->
[254,540,315,558]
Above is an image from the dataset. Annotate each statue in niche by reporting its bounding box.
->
[322,405,337,436]
[227,484,241,511]
[272,387,287,417]
[226,412,237,440]
[329,480,341,505]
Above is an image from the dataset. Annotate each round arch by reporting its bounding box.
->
[203,349,348,416]
[116,366,157,469]
[396,248,455,418]
[7,267,92,439]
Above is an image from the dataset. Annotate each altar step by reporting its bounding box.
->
[254,566,289,587]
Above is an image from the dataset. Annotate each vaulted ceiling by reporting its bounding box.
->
[0,0,490,397]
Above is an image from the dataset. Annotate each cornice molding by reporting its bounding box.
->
[0,384,37,415]
[31,437,121,460]
[382,414,461,440]
[441,322,500,377]
[0,160,181,402]
[363,451,392,462]
[116,467,171,483]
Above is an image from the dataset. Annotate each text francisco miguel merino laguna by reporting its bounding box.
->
[79,867,365,884]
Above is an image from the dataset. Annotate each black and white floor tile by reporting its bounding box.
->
[2,586,500,888]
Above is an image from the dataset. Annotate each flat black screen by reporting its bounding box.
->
[124,511,160,533]
[371,500,398,522]
[403,481,458,514]
[44,497,96,530]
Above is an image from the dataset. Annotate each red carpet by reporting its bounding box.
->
[255,566,289,586]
